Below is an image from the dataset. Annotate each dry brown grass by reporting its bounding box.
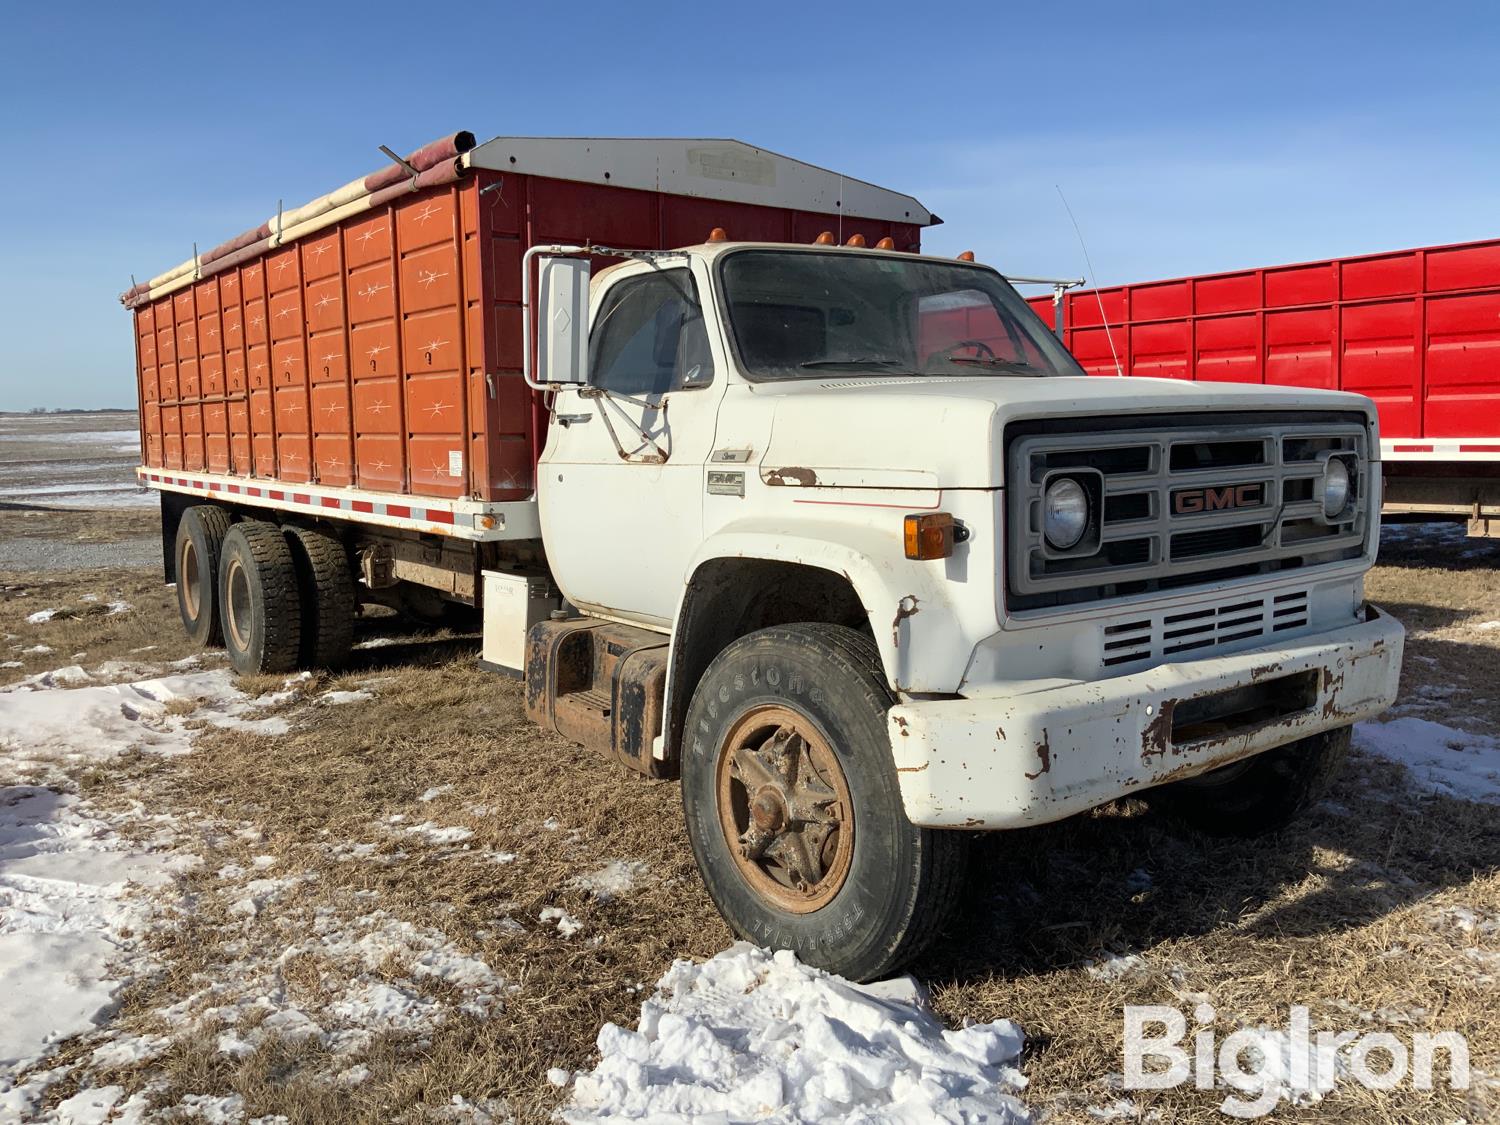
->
[9,512,1500,1122]
[0,565,198,684]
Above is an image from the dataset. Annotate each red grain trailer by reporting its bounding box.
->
[1025,239,1500,534]
[122,132,931,525]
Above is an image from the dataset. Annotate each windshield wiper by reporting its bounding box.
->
[798,358,916,373]
[942,357,1042,375]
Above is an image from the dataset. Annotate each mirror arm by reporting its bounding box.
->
[521,243,587,390]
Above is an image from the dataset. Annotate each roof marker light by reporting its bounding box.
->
[846,233,867,247]
[707,227,728,243]
[814,231,836,245]
[957,250,976,262]
[875,237,895,249]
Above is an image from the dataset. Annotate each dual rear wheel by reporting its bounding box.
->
[173,507,354,674]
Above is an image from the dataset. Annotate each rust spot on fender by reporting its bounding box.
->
[1023,730,1051,780]
[995,725,1006,742]
[762,466,819,487]
[1142,701,1175,762]
[893,714,910,737]
[896,762,929,773]
[892,595,921,647]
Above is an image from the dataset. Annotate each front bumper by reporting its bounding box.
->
[887,606,1403,828]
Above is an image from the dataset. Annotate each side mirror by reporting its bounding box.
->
[534,255,590,385]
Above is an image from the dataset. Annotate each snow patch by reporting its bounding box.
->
[1355,717,1500,803]
[1084,953,1146,982]
[567,860,647,903]
[402,821,474,846]
[319,689,373,706]
[557,943,1029,1123]
[0,787,188,1074]
[540,907,583,937]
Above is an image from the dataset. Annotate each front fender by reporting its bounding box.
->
[678,512,995,695]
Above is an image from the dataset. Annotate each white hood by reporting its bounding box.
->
[753,375,1378,490]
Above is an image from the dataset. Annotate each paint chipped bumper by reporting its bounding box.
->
[887,605,1403,829]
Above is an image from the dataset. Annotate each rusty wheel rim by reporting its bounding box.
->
[179,537,201,620]
[225,556,251,652]
[715,704,854,914]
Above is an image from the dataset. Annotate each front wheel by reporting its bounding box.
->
[1150,725,1352,836]
[681,624,966,982]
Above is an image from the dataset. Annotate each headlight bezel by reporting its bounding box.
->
[1039,469,1103,557]
[1320,453,1357,522]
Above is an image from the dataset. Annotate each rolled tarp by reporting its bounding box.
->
[121,131,476,308]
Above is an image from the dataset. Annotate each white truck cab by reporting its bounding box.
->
[515,237,1403,980]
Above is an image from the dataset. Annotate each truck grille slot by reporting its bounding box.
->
[1007,414,1370,611]
[1099,589,1310,670]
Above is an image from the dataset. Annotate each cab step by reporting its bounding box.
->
[524,618,671,778]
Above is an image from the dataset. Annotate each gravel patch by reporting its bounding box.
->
[0,536,158,572]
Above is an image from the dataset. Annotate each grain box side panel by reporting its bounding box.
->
[197,277,231,473]
[346,207,405,494]
[220,269,251,474]
[1424,290,1500,437]
[304,229,354,487]
[268,246,311,482]
[157,291,182,469]
[396,186,467,499]
[243,260,275,476]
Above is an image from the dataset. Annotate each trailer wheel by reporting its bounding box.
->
[218,522,303,675]
[681,623,967,982]
[174,505,232,646]
[1151,725,1352,837]
[285,525,355,670]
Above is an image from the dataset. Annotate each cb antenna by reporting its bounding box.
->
[1056,185,1122,376]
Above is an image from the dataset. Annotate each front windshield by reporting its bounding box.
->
[719,249,1086,380]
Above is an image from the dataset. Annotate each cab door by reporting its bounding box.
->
[539,259,726,627]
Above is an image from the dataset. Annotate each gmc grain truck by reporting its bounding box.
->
[121,132,1404,980]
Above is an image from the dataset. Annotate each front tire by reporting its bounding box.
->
[218,522,303,676]
[681,624,966,982]
[174,505,231,646]
[1151,725,1352,836]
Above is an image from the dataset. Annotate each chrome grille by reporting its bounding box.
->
[1101,590,1310,670]
[1007,416,1370,611]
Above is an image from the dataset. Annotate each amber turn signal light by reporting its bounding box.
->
[903,512,957,560]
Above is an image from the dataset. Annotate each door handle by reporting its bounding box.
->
[557,413,593,427]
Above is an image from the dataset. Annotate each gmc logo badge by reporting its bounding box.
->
[1173,483,1264,515]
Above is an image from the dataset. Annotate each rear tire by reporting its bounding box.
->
[218,522,303,675]
[284,525,355,670]
[1150,725,1352,837]
[174,505,232,647]
[681,623,967,982]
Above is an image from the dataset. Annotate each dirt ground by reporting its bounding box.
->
[2,508,1497,1123]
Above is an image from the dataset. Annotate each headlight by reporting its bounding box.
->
[1044,477,1090,549]
[1321,458,1351,518]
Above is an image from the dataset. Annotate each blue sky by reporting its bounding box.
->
[2,1,1496,409]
